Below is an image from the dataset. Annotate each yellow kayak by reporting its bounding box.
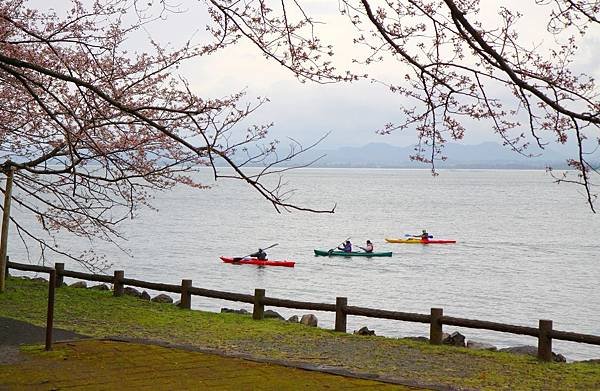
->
[385,238,456,244]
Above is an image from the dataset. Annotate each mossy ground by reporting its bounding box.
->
[1,276,599,390]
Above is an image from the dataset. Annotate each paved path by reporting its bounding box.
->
[0,318,425,390]
[0,317,88,366]
[0,340,423,390]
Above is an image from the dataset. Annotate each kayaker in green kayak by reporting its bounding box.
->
[337,240,352,253]
[358,240,374,253]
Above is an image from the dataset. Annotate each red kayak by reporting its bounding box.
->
[220,256,295,267]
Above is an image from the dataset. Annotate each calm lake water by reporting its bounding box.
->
[7,168,600,361]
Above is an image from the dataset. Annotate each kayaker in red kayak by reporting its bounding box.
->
[420,230,429,241]
[410,230,430,241]
[359,240,374,253]
[249,248,267,260]
[337,240,352,253]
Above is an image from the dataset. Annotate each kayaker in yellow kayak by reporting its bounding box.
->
[359,240,374,253]
[410,230,430,241]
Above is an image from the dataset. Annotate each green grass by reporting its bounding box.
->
[1,276,599,390]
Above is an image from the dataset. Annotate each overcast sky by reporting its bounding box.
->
[43,1,600,150]
[176,0,599,150]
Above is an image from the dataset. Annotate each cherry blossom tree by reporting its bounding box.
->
[206,0,600,211]
[0,0,332,290]
[1,0,598,291]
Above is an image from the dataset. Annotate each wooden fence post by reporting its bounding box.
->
[54,263,64,288]
[430,308,443,345]
[335,297,347,332]
[4,255,8,277]
[538,319,553,362]
[180,279,192,309]
[113,270,124,297]
[253,288,265,320]
[0,167,14,293]
[46,269,56,351]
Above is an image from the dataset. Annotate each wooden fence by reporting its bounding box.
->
[6,260,600,360]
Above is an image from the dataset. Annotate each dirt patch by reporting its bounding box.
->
[0,346,23,365]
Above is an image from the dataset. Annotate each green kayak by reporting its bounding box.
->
[314,249,393,257]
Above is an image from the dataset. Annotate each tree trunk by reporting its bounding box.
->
[0,167,15,293]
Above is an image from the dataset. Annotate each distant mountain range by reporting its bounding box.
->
[284,142,574,169]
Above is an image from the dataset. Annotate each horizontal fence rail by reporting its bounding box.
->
[188,286,254,303]
[442,316,539,338]
[8,262,54,274]
[6,260,600,362]
[345,305,431,323]
[551,330,600,345]
[61,270,114,284]
[263,297,336,312]
[121,278,181,294]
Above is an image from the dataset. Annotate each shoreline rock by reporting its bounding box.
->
[499,345,566,362]
[354,326,375,336]
[300,314,318,327]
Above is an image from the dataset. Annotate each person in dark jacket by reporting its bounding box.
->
[338,240,352,253]
[411,230,430,241]
[249,248,267,260]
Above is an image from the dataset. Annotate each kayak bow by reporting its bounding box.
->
[220,256,295,267]
[313,249,392,257]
